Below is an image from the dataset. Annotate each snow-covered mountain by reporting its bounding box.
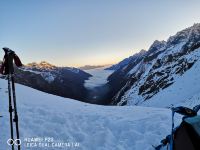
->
[1,61,92,101]
[107,23,200,106]
[24,61,84,83]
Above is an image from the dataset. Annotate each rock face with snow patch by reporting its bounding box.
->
[107,23,200,105]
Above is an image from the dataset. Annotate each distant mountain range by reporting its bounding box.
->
[79,65,107,70]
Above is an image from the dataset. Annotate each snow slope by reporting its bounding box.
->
[84,67,114,89]
[0,78,175,150]
[125,48,200,107]
[141,52,200,107]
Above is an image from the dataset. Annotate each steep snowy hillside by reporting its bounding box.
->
[108,23,200,106]
[140,54,200,107]
[0,78,177,150]
[1,61,92,102]
[103,49,148,103]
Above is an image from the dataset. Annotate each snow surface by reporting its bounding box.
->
[0,78,177,150]
[84,67,114,89]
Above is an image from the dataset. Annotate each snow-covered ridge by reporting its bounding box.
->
[23,61,82,83]
[26,61,81,74]
[26,61,57,70]
[108,23,200,106]
[147,40,166,54]
[24,61,59,83]
[167,23,200,46]
[106,49,146,71]
[124,48,200,106]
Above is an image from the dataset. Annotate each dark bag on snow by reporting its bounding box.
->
[173,115,200,150]
[155,105,200,150]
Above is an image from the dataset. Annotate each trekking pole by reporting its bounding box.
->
[1,47,22,150]
[170,108,175,150]
[11,75,20,150]
[8,74,15,150]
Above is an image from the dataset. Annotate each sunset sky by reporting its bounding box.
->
[1,0,200,67]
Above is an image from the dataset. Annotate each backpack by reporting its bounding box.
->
[0,48,22,75]
[155,105,200,150]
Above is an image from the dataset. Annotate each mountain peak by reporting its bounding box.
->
[26,61,56,70]
[138,49,147,54]
[167,23,200,45]
[148,40,166,53]
[39,61,56,68]
[192,23,200,27]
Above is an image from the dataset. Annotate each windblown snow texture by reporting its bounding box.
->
[0,78,180,150]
